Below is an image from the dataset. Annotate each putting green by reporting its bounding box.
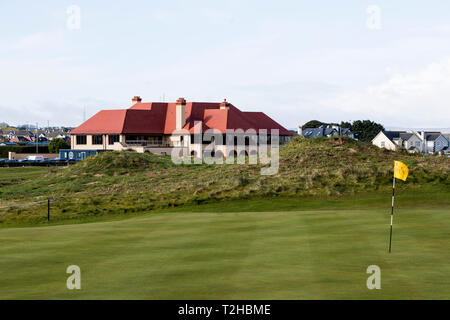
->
[1,207,449,299]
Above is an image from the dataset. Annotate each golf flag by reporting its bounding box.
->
[389,160,409,253]
[394,161,409,181]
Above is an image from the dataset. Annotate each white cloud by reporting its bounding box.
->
[320,58,450,127]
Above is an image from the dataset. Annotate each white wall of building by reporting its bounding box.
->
[372,132,398,151]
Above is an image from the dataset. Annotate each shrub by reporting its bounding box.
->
[48,138,70,153]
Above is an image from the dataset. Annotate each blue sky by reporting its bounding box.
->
[1,0,449,128]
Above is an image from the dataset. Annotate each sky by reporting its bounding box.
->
[0,0,449,129]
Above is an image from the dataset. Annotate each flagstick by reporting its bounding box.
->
[389,177,395,253]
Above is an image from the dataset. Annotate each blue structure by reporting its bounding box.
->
[59,149,99,161]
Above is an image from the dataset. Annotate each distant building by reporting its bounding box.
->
[9,130,35,143]
[299,125,356,139]
[398,132,423,153]
[70,96,293,157]
[372,130,449,154]
[372,131,404,151]
[46,130,70,141]
[421,133,449,153]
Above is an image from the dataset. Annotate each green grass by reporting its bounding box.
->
[0,166,48,187]
[1,203,449,299]
[0,138,448,299]
[0,137,449,226]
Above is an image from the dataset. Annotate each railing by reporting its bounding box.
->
[125,140,172,147]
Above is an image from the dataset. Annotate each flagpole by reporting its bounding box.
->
[389,176,395,253]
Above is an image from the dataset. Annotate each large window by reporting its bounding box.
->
[92,135,103,145]
[108,135,120,145]
[76,135,87,145]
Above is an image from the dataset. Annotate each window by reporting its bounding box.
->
[415,141,420,148]
[76,135,87,145]
[92,135,103,145]
[381,141,385,147]
[108,135,119,145]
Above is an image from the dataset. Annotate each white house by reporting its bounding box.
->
[373,130,449,154]
[371,131,404,151]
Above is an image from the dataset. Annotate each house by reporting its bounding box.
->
[372,130,450,154]
[4,130,16,140]
[47,130,70,141]
[372,131,404,151]
[372,131,423,152]
[421,133,449,153]
[299,125,355,139]
[398,132,423,153]
[70,97,293,157]
[302,126,338,138]
[340,127,356,139]
[9,130,35,143]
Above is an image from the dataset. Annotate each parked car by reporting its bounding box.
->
[26,155,45,161]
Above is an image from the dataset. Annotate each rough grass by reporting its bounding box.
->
[0,137,448,226]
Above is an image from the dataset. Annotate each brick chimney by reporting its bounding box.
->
[220,98,230,110]
[132,96,142,105]
[176,97,187,130]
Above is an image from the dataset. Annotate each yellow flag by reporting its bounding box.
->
[394,161,409,181]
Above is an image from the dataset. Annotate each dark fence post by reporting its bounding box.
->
[47,198,50,221]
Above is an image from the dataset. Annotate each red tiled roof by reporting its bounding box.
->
[70,100,293,135]
[70,109,127,134]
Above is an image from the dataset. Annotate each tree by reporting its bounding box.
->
[49,138,70,153]
[302,120,326,129]
[340,121,352,129]
[303,120,340,129]
[302,119,384,142]
[341,120,384,143]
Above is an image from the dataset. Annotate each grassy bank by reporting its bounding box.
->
[0,137,448,226]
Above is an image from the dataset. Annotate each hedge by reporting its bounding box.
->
[0,145,50,158]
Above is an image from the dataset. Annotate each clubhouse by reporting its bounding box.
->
[70,97,293,157]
